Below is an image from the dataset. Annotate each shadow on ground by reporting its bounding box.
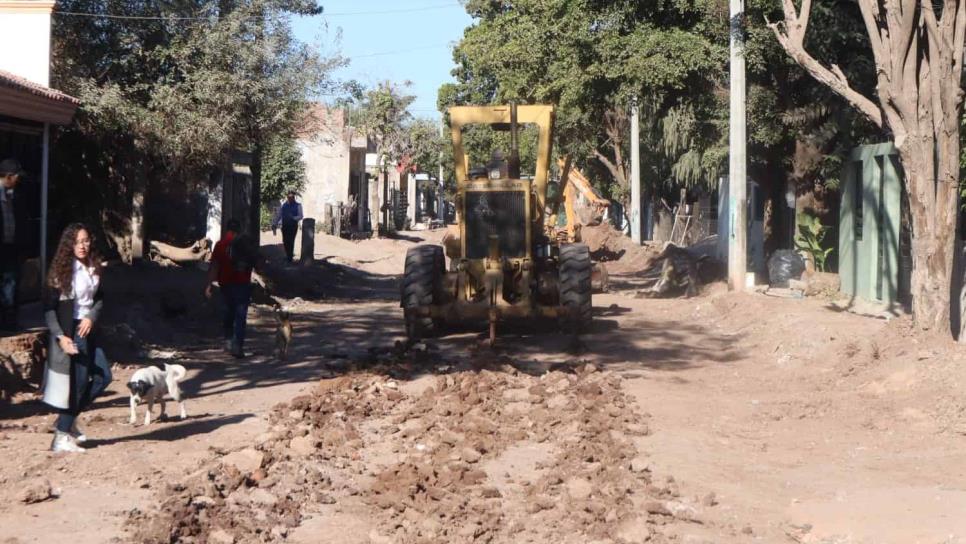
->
[84,413,254,447]
[4,244,745,420]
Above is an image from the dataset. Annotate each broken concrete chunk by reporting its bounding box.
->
[18,480,56,504]
[289,435,317,457]
[221,449,264,474]
[566,478,594,500]
[208,529,235,544]
[461,447,482,464]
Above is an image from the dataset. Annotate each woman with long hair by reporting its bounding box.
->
[40,223,112,452]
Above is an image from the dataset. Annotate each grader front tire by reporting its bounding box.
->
[559,243,593,334]
[401,245,445,340]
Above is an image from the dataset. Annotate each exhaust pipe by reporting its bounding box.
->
[508,102,521,179]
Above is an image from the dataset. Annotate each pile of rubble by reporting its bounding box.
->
[128,357,697,543]
[581,225,662,275]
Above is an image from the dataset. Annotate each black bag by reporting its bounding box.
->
[228,234,259,273]
[767,249,806,288]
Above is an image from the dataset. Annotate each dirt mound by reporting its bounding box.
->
[582,224,662,275]
[128,356,689,543]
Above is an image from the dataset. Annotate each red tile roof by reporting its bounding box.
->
[0,69,79,105]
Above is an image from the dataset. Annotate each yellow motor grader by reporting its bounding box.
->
[401,104,593,342]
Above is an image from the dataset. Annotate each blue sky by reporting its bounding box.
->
[292,1,474,119]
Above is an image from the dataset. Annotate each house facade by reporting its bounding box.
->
[0,0,79,294]
[297,105,372,236]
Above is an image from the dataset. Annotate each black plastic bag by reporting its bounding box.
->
[767,249,806,288]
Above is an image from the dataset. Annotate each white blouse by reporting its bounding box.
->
[71,259,100,319]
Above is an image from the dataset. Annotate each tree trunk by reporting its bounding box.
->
[250,137,263,245]
[769,0,966,336]
[898,132,960,333]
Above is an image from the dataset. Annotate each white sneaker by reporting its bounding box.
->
[69,422,87,443]
[50,431,86,453]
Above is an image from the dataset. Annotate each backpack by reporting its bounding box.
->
[227,233,259,273]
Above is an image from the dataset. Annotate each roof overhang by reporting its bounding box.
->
[0,71,79,125]
[0,87,78,124]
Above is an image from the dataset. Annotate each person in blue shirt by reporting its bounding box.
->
[272,192,303,262]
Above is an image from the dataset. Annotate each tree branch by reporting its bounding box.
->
[922,0,947,55]
[778,0,807,45]
[857,0,886,57]
[593,150,626,188]
[767,17,884,127]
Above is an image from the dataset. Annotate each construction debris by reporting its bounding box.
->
[126,356,680,543]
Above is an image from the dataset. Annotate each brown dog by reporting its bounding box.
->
[274,306,293,361]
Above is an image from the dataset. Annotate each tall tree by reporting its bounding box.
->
[769,0,965,333]
[51,0,338,250]
[443,0,727,206]
[402,118,445,176]
[354,82,416,233]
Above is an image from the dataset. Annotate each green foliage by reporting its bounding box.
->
[444,0,882,211]
[343,82,451,180]
[261,135,306,204]
[260,205,275,231]
[355,82,416,171]
[401,118,446,176]
[50,0,340,242]
[444,0,728,202]
[55,0,337,169]
[794,212,834,272]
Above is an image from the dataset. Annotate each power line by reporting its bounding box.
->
[53,10,220,20]
[52,3,462,21]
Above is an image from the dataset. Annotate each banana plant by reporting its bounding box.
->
[794,212,834,272]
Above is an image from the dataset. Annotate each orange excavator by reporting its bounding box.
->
[550,156,611,291]
[550,156,611,243]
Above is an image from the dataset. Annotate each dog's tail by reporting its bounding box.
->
[163,363,187,382]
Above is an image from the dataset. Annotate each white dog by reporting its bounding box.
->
[126,364,188,425]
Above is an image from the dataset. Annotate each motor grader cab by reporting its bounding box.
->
[400,104,593,342]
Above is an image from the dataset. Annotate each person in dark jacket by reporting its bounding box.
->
[41,223,112,453]
[271,192,303,262]
[0,158,29,330]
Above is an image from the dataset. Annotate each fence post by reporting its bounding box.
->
[300,218,315,264]
[333,202,342,238]
[323,204,333,235]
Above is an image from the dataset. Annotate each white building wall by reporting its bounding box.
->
[0,1,54,86]
[298,134,351,224]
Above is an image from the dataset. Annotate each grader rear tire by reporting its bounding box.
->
[560,243,593,334]
[402,245,445,340]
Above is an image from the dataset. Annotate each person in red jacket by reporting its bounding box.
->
[205,219,255,358]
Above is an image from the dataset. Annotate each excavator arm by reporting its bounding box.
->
[556,156,611,242]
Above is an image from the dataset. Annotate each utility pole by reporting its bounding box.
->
[439,118,445,220]
[630,98,641,244]
[728,0,748,291]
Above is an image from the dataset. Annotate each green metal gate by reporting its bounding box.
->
[838,142,910,307]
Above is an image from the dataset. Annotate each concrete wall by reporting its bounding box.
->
[0,1,53,86]
[298,106,351,224]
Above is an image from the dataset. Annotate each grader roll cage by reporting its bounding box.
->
[400,104,596,343]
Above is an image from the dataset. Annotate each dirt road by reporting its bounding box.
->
[2,230,966,543]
